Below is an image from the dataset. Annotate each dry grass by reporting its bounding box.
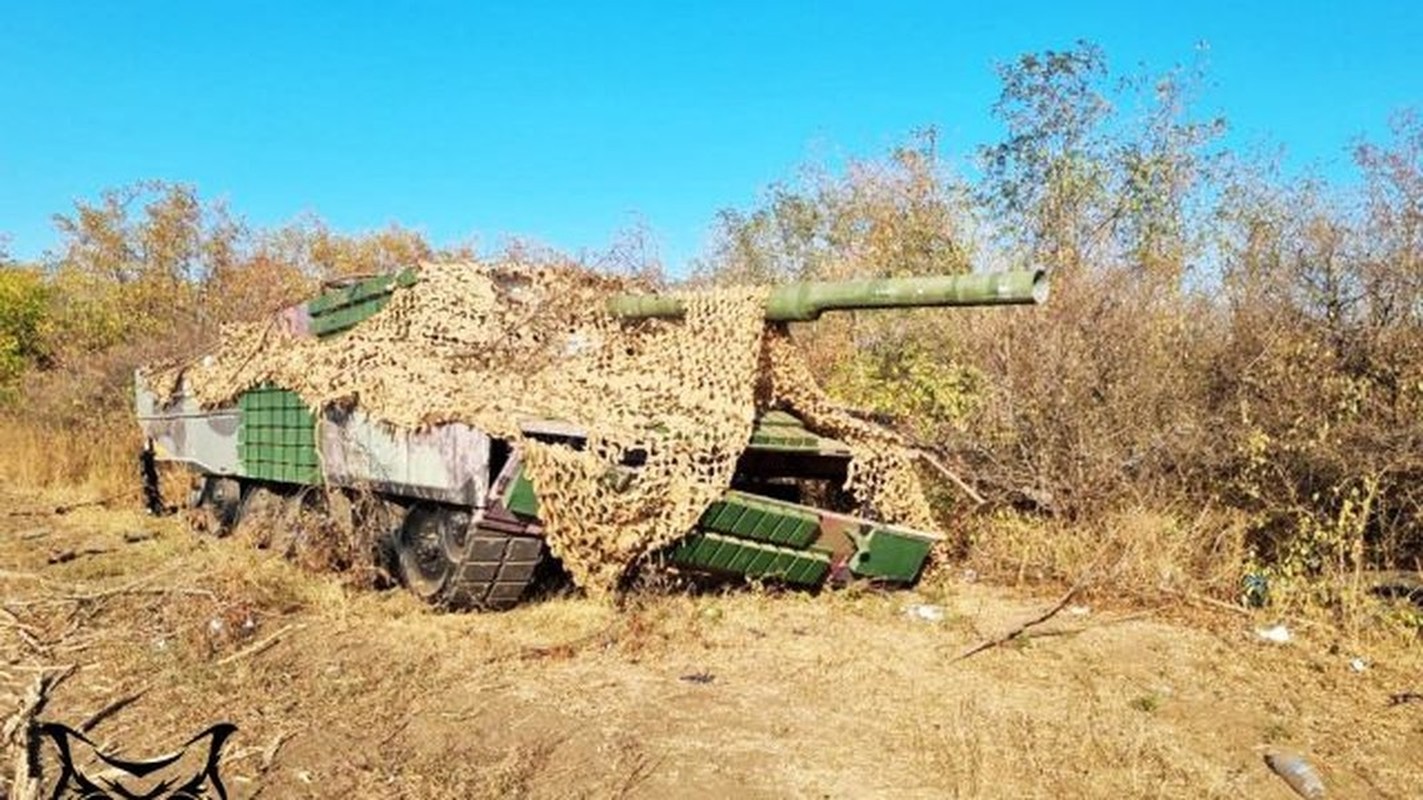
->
[2,484,1420,799]
[961,506,1250,599]
[0,415,138,498]
[960,505,1423,650]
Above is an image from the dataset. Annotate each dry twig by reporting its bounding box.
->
[0,607,41,636]
[3,493,136,518]
[952,583,1085,663]
[79,684,152,733]
[214,623,306,666]
[1157,586,1252,617]
[3,664,77,800]
[46,546,114,566]
[520,623,618,660]
[913,449,987,506]
[7,569,201,603]
[28,570,217,606]
[260,729,299,772]
[2,608,53,658]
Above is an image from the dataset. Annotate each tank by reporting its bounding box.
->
[136,265,1047,610]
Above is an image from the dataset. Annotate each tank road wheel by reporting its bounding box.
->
[203,477,244,530]
[396,505,471,601]
[186,476,244,536]
[394,504,547,611]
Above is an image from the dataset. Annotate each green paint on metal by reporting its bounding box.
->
[237,385,321,484]
[309,269,418,338]
[697,490,820,548]
[846,524,939,583]
[607,269,1048,322]
[668,531,832,585]
[746,410,826,452]
[505,468,541,517]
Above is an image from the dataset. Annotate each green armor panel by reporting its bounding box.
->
[238,386,321,484]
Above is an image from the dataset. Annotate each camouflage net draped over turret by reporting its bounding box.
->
[163,261,935,594]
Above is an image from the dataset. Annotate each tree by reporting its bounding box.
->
[980,41,1223,282]
[1355,110,1423,331]
[979,41,1113,274]
[0,261,52,404]
[48,181,245,355]
[256,215,434,281]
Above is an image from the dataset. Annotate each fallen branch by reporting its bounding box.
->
[1157,586,1252,617]
[0,606,41,635]
[520,623,618,660]
[14,629,52,658]
[3,664,77,800]
[3,494,133,518]
[1389,692,1422,706]
[47,546,114,566]
[215,623,305,666]
[66,585,216,603]
[2,609,53,657]
[2,664,76,741]
[53,494,134,515]
[79,684,152,733]
[261,729,299,772]
[952,583,1084,663]
[64,572,158,601]
[913,449,986,506]
[43,570,216,605]
[6,583,215,609]
[377,718,411,748]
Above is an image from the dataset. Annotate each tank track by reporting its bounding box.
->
[439,505,548,610]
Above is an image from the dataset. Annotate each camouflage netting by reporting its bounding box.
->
[156,261,935,594]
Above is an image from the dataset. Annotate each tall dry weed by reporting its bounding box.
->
[960,505,1250,599]
[0,414,138,497]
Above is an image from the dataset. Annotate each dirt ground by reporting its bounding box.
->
[2,483,1420,799]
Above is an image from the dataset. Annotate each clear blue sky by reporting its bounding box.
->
[1,1,1419,274]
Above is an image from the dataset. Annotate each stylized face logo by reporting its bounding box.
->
[35,723,237,800]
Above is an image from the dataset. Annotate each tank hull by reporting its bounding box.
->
[138,373,941,610]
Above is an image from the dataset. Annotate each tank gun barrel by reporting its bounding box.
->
[606,269,1048,322]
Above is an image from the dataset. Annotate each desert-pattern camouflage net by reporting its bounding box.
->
[162,261,935,593]
[757,331,937,532]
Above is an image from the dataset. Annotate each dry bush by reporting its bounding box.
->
[926,258,1421,622]
[745,90,1423,623]
[0,413,137,496]
[960,505,1250,599]
[225,485,398,594]
[1210,313,1423,564]
[932,267,1219,518]
[1198,147,1423,609]
[0,330,202,496]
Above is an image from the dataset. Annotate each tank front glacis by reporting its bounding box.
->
[137,262,1046,610]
